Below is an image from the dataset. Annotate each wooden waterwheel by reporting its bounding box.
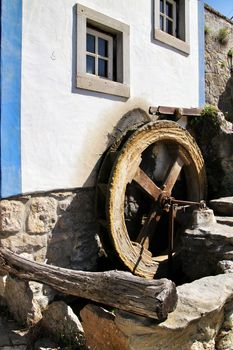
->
[96,120,206,279]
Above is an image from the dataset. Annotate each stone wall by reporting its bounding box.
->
[205,5,233,121]
[0,188,99,270]
[0,188,100,325]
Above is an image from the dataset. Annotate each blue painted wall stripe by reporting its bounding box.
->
[198,0,205,107]
[0,0,22,198]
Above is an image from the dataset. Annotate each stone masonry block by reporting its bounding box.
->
[0,200,24,233]
[27,197,57,234]
[0,232,48,262]
[191,209,216,227]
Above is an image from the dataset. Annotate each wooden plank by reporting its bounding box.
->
[0,248,177,320]
[136,205,162,249]
[182,108,202,116]
[133,168,162,200]
[149,106,202,117]
[163,156,184,196]
[149,106,177,115]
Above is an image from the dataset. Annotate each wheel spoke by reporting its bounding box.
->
[133,168,162,200]
[162,156,184,196]
[136,204,162,249]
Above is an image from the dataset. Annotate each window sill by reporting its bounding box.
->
[154,29,190,55]
[77,73,130,98]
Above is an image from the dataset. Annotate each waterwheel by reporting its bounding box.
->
[96,120,206,279]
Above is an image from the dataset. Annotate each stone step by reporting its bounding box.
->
[209,197,233,216]
[216,216,233,226]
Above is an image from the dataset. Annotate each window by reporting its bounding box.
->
[86,28,113,79]
[154,0,190,54]
[76,4,130,98]
[160,0,176,36]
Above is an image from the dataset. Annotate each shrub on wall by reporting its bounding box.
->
[217,27,230,44]
[228,48,233,57]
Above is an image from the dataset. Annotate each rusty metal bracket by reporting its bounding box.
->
[164,197,206,276]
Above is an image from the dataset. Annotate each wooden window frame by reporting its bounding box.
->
[154,0,190,55]
[160,0,177,36]
[76,4,130,98]
[86,28,113,80]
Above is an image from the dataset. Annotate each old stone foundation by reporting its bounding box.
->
[0,188,100,337]
[0,188,99,272]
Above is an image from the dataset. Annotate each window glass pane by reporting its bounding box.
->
[166,1,173,18]
[166,19,173,35]
[98,58,108,78]
[160,15,164,31]
[160,0,164,13]
[86,34,95,53]
[86,55,95,74]
[98,38,108,57]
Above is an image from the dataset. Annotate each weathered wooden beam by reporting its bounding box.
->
[0,248,177,320]
[149,106,203,117]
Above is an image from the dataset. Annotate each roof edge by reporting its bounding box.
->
[204,3,233,25]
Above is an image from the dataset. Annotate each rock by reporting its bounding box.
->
[46,223,99,270]
[4,276,53,326]
[0,200,24,233]
[209,197,233,216]
[191,209,216,227]
[218,260,233,274]
[0,232,48,262]
[33,338,59,350]
[115,274,233,350]
[181,222,233,280]
[80,304,129,350]
[41,301,85,347]
[216,301,233,350]
[216,216,233,226]
[0,346,27,350]
[0,275,7,299]
[77,275,233,350]
[0,312,29,348]
[27,197,57,234]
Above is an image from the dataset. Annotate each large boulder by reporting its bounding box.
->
[41,301,86,348]
[181,218,233,280]
[81,304,129,350]
[79,274,233,350]
[4,276,54,326]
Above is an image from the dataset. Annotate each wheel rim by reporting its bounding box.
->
[97,121,206,278]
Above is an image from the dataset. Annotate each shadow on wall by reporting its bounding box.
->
[0,109,153,271]
[218,74,233,122]
[82,108,152,187]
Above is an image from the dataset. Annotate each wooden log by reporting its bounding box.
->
[0,248,177,320]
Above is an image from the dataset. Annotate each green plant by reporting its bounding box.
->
[190,104,219,128]
[217,27,230,44]
[204,25,211,36]
[201,104,219,125]
[218,60,227,69]
[228,48,233,57]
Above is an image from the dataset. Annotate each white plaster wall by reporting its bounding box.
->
[21,0,200,193]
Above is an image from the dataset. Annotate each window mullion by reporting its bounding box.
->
[95,35,98,76]
[173,1,176,36]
